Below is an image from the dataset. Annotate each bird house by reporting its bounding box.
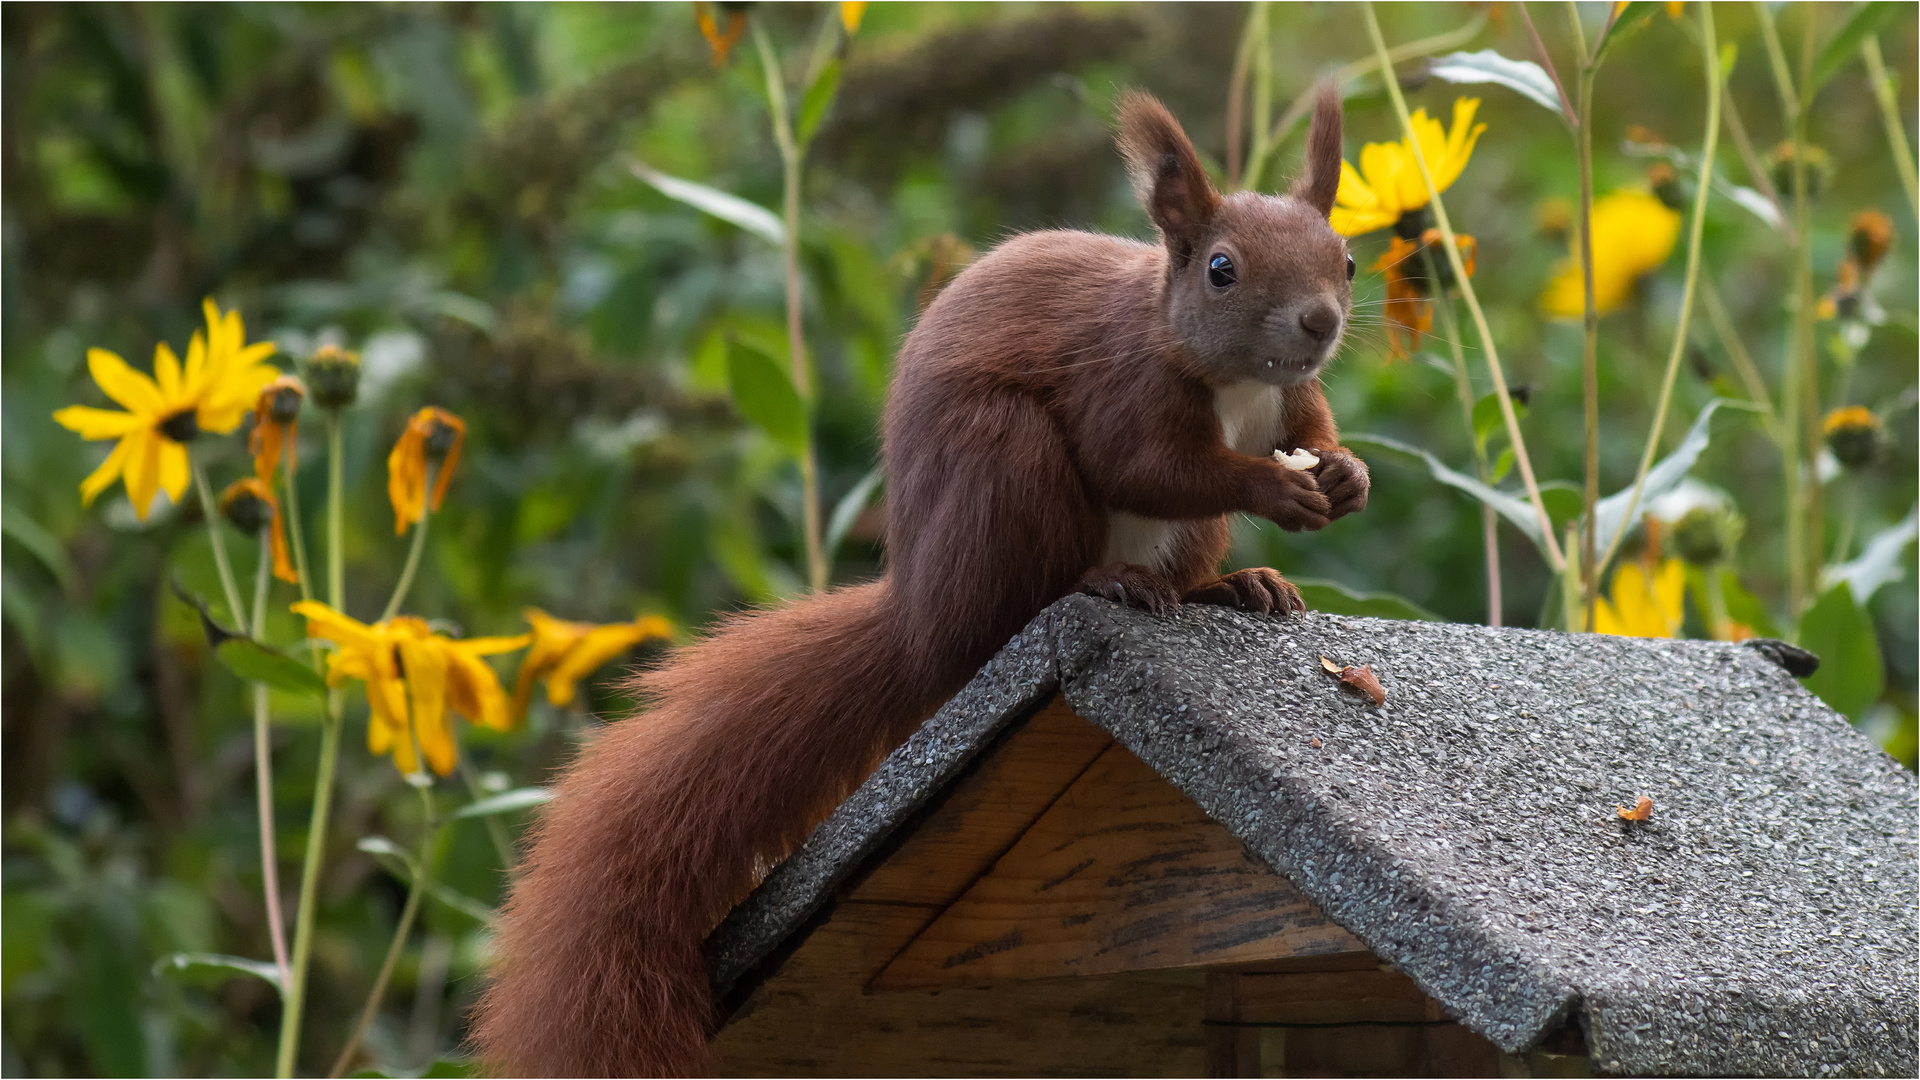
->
[707,596,1917,1077]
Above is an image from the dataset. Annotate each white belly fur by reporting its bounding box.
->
[1102,381,1290,572]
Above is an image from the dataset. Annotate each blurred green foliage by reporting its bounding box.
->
[2,3,1914,1075]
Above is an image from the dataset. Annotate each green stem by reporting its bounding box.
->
[283,447,315,604]
[381,463,437,623]
[1700,277,1780,435]
[1861,36,1920,219]
[1572,40,1600,632]
[1597,1,1722,577]
[1425,249,1502,626]
[250,530,292,986]
[329,786,439,1079]
[1753,2,1800,121]
[458,755,515,870]
[327,416,345,610]
[192,460,248,626]
[1361,1,1566,571]
[753,18,827,593]
[277,415,349,1078]
[1704,562,1733,640]
[1244,2,1273,191]
[1788,7,1821,612]
[1224,4,1259,189]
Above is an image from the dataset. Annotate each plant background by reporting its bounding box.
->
[2,3,1913,1075]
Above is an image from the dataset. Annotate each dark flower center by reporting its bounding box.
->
[268,386,304,424]
[424,420,459,461]
[158,409,200,443]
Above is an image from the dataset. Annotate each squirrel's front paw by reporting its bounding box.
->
[1313,450,1369,520]
[1260,465,1332,532]
[1077,563,1181,615]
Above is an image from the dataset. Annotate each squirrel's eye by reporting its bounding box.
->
[1345,252,1356,280]
[1208,253,1236,288]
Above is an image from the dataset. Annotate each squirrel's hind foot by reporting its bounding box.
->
[1078,563,1182,615]
[1182,567,1305,616]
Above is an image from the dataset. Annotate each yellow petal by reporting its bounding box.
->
[1652,558,1686,633]
[54,405,144,440]
[122,429,163,521]
[400,637,454,776]
[183,331,212,401]
[543,621,665,708]
[87,349,164,416]
[293,601,382,652]
[154,341,183,401]
[1539,261,1587,319]
[839,1,866,33]
[447,647,516,731]
[157,439,190,503]
[1594,596,1628,636]
[1358,142,1408,217]
[78,434,136,506]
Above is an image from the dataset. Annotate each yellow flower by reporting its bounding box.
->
[293,601,530,776]
[840,1,867,33]
[219,478,297,584]
[53,299,279,520]
[1594,558,1686,638]
[511,608,675,719]
[387,407,466,535]
[1371,230,1477,360]
[1539,191,1681,318]
[1330,98,1486,237]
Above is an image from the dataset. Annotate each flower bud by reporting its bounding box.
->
[220,480,274,534]
[303,345,362,411]
[1769,142,1830,201]
[1823,406,1884,470]
[1848,210,1894,277]
[1670,505,1744,567]
[1648,163,1686,211]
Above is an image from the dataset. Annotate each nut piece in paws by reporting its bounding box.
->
[1182,567,1305,616]
[1077,563,1181,615]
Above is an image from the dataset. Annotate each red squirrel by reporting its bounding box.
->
[470,86,1366,1076]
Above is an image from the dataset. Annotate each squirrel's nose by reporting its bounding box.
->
[1299,302,1341,342]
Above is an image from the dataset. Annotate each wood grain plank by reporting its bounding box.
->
[871,741,1365,991]
[714,899,1208,1077]
[848,695,1114,907]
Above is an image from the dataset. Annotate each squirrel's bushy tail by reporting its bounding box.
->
[469,580,948,1077]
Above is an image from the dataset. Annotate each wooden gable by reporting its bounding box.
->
[713,696,1537,1077]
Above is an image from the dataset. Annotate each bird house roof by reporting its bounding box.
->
[707,594,1917,1076]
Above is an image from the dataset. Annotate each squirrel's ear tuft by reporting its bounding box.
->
[1116,90,1220,263]
[1290,82,1343,218]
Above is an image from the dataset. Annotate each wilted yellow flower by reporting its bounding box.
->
[220,478,297,583]
[53,300,279,520]
[694,2,747,66]
[1330,98,1486,237]
[251,375,306,484]
[511,609,675,719]
[840,1,867,34]
[1371,230,1477,360]
[387,407,466,535]
[1594,558,1685,638]
[1540,191,1681,318]
[293,601,530,777]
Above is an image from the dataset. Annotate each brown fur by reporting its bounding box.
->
[470,87,1366,1077]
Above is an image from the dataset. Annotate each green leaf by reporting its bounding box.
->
[1594,1,1663,64]
[1292,578,1440,622]
[1591,399,1754,559]
[215,638,327,698]
[1825,505,1917,605]
[1,503,76,592]
[1718,568,1781,640]
[1795,584,1885,723]
[451,786,552,820]
[1490,446,1515,484]
[154,952,283,995]
[1427,49,1564,116]
[1535,481,1584,530]
[727,337,811,457]
[825,465,883,562]
[421,1060,479,1078]
[630,162,786,246]
[1471,390,1529,446]
[1346,432,1550,553]
[796,58,841,146]
[1811,2,1902,96]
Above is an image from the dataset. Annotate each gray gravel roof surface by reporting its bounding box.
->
[708,595,1918,1077]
